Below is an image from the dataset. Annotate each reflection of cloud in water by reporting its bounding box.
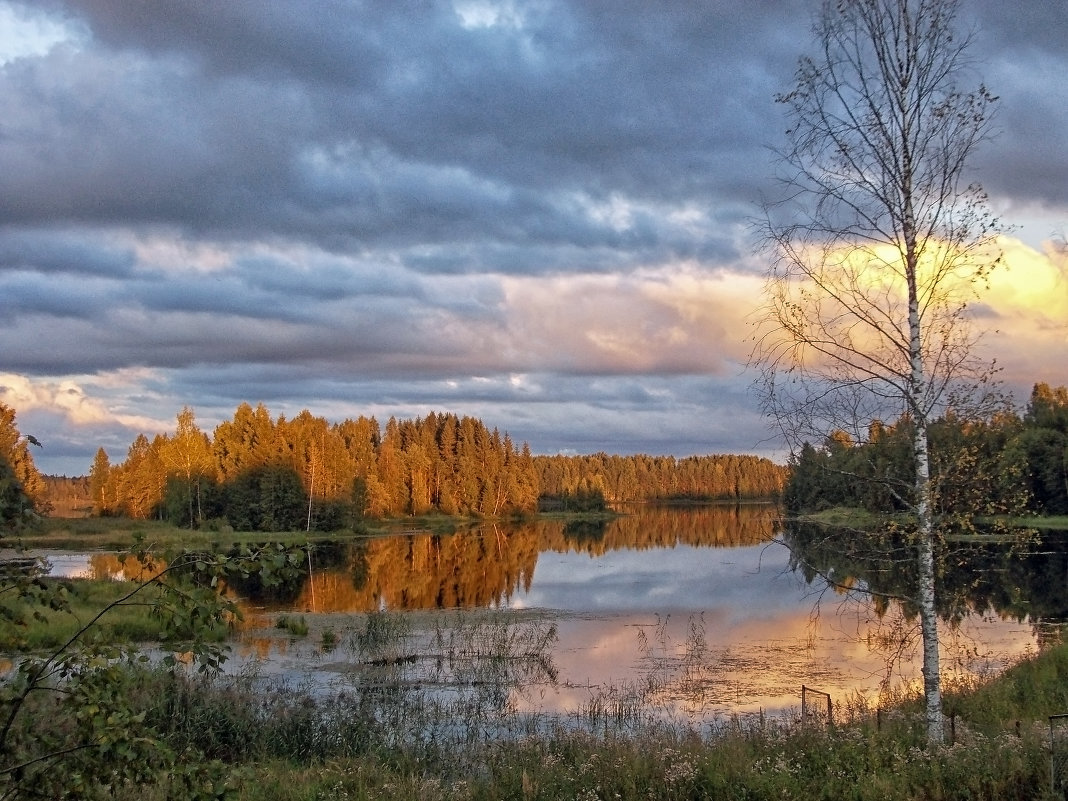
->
[509,541,801,618]
[516,601,1035,722]
[39,553,92,578]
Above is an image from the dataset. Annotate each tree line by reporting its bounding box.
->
[783,383,1068,519]
[69,403,786,530]
[536,452,786,503]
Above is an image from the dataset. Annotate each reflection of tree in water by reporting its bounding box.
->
[783,522,1068,646]
[234,505,778,613]
[235,526,542,612]
[549,503,778,555]
[562,518,608,542]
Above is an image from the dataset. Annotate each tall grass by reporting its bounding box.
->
[115,664,1055,801]
[10,602,1066,800]
[95,619,1067,800]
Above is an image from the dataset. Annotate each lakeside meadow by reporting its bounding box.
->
[3,512,1068,800]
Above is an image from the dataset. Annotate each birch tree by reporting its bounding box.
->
[752,0,1001,744]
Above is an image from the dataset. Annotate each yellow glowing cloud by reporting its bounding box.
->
[755,233,1066,385]
[977,236,1068,383]
[500,264,763,372]
[985,237,1068,328]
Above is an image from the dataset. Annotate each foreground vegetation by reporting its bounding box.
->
[0,575,227,652]
[7,611,1067,801]
[3,523,1066,800]
[4,398,1068,797]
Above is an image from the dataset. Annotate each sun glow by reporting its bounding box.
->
[761,233,1067,388]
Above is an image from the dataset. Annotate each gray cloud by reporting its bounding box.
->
[0,0,1064,475]
[3,2,799,245]
[0,229,135,277]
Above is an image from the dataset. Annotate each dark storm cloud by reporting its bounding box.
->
[979,57,1068,211]
[4,1,1060,245]
[3,1,803,255]
[967,1,1068,210]
[0,230,135,277]
[0,273,109,320]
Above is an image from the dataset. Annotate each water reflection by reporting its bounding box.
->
[231,503,779,614]
[25,551,162,582]
[221,505,1053,722]
[782,521,1068,646]
[30,505,1063,723]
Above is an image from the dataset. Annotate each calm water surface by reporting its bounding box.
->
[43,505,1059,723]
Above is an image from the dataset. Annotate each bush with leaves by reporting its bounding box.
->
[0,538,307,800]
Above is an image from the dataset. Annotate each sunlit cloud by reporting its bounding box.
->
[128,233,237,275]
[978,236,1068,386]
[499,265,759,374]
[0,372,169,431]
[751,234,1059,390]
[453,0,529,31]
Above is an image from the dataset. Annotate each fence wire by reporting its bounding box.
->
[801,685,832,727]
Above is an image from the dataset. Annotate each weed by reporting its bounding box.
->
[276,615,309,636]
[321,627,338,651]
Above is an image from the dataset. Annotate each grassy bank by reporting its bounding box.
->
[0,575,230,651]
[73,639,1067,801]
[6,514,497,551]
[1004,515,1068,531]
[11,507,1067,552]
[799,506,1068,533]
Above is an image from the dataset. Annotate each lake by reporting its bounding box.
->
[42,504,1060,728]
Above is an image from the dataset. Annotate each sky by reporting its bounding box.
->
[0,0,1065,477]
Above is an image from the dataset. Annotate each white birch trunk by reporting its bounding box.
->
[907,231,944,744]
[912,411,943,744]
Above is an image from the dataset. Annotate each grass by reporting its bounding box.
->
[0,575,230,651]
[6,514,484,551]
[799,507,1068,536]
[0,577,157,650]
[11,509,1065,553]
[6,598,1068,800]
[10,517,358,551]
[796,506,908,529]
[276,615,309,636]
[320,627,338,650]
[1001,515,1068,531]
[99,642,1066,801]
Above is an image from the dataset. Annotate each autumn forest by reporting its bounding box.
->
[29,404,786,529]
